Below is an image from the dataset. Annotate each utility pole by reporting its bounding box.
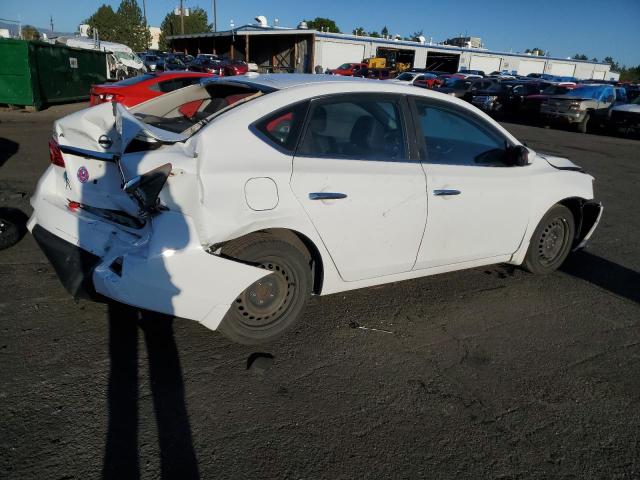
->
[213,0,217,32]
[180,0,184,35]
[142,0,147,25]
[49,15,53,32]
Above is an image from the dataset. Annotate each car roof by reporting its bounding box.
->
[212,73,379,90]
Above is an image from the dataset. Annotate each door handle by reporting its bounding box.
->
[433,189,461,196]
[309,192,348,200]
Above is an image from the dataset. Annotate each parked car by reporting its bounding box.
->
[189,55,223,73]
[156,55,187,71]
[400,73,440,88]
[220,59,249,76]
[541,84,627,133]
[30,74,602,345]
[89,71,214,107]
[458,69,486,77]
[522,83,578,118]
[142,54,160,72]
[353,67,393,80]
[329,63,368,76]
[609,95,640,137]
[391,71,425,84]
[438,78,499,100]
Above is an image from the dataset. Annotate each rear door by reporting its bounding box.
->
[290,93,428,282]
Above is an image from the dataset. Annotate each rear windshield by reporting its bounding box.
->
[113,74,156,86]
[131,81,270,136]
[565,86,607,99]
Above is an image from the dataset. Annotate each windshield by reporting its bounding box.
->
[565,86,607,99]
[114,51,139,62]
[396,72,416,81]
[541,85,570,95]
[337,63,351,69]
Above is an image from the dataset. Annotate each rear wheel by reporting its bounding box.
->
[0,217,19,250]
[218,233,312,345]
[523,205,575,275]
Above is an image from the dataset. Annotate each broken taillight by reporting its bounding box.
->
[48,137,65,167]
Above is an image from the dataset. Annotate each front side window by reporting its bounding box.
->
[297,96,406,161]
[414,100,510,167]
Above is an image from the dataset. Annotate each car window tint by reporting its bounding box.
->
[298,97,405,161]
[414,100,508,167]
[255,102,308,152]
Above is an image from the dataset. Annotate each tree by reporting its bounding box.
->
[85,4,119,42]
[305,17,340,33]
[411,30,424,40]
[591,57,598,63]
[604,56,620,71]
[381,26,389,38]
[352,26,366,36]
[21,25,40,40]
[573,53,588,61]
[369,31,380,38]
[115,0,151,52]
[159,6,211,50]
[620,65,640,82]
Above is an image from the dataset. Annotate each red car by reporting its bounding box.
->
[413,73,442,89]
[89,71,214,107]
[330,62,368,76]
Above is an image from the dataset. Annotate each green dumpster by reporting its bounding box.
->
[0,38,107,110]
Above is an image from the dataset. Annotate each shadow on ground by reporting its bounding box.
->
[0,138,19,168]
[562,250,640,304]
[103,304,200,479]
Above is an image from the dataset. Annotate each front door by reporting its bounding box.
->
[410,97,531,269]
[291,94,428,282]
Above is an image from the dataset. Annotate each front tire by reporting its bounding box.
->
[576,113,590,134]
[218,233,312,345]
[523,205,575,275]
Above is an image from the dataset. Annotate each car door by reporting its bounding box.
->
[409,97,531,270]
[290,93,428,282]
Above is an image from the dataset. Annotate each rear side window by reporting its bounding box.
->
[297,96,406,161]
[255,102,309,152]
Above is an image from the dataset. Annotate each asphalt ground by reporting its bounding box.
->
[1,103,639,479]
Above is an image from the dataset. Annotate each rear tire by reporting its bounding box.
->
[523,205,575,275]
[218,233,312,345]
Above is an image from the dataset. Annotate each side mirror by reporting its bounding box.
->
[505,145,530,167]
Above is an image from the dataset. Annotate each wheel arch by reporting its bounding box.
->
[218,228,325,295]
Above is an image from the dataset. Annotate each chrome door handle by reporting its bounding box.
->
[433,189,461,196]
[309,192,348,200]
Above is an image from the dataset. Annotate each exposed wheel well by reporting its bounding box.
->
[558,197,600,247]
[220,228,324,295]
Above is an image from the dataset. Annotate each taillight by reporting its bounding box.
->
[48,137,65,167]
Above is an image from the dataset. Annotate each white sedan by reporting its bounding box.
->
[29,74,602,344]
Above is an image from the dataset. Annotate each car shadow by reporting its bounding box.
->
[561,250,640,304]
[102,304,200,479]
[0,138,19,168]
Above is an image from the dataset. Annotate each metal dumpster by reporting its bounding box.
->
[0,38,107,110]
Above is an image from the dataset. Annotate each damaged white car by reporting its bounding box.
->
[29,74,602,344]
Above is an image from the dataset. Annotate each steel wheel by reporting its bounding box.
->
[523,204,575,275]
[233,260,295,328]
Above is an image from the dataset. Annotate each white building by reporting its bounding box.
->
[168,24,614,80]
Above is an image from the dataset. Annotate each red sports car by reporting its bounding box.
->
[89,71,214,107]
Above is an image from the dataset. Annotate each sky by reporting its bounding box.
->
[1,0,639,66]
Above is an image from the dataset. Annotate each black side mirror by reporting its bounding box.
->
[505,145,530,167]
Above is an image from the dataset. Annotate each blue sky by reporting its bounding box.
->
[2,0,639,66]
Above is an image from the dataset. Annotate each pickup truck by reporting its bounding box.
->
[541,85,627,133]
[609,95,640,137]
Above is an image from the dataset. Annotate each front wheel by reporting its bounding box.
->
[523,205,575,275]
[218,233,312,345]
[576,113,590,134]
[0,217,19,250]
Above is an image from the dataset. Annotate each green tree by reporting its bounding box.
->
[159,6,211,50]
[352,26,366,36]
[411,30,424,40]
[305,17,340,33]
[21,25,40,40]
[369,31,380,38]
[85,4,119,42]
[381,26,389,38]
[620,65,640,82]
[115,0,151,52]
[573,53,588,61]
[604,56,620,71]
[591,57,598,63]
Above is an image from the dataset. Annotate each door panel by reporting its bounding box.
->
[290,94,427,282]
